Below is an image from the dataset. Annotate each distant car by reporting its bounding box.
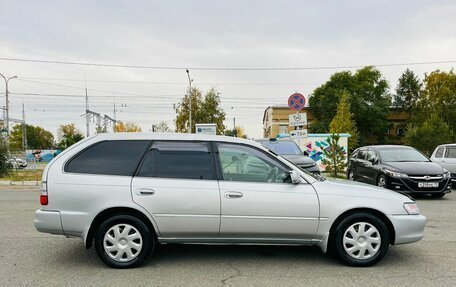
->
[430,144,456,188]
[255,138,320,175]
[7,158,27,169]
[347,145,452,197]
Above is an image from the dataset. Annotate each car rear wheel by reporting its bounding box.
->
[95,215,154,268]
[331,212,389,267]
[377,175,386,188]
[347,170,354,181]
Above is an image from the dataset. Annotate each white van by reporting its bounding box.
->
[431,144,456,187]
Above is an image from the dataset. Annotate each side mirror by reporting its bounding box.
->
[372,157,379,165]
[303,151,309,156]
[290,170,301,184]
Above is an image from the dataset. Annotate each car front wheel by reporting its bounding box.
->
[95,215,154,268]
[347,170,354,181]
[331,212,389,267]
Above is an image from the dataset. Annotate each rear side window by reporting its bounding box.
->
[350,149,359,158]
[445,147,456,159]
[65,140,150,176]
[138,141,214,180]
[434,147,444,158]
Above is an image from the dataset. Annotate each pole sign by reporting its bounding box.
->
[288,93,306,111]
[195,123,217,135]
[289,113,307,127]
[290,129,308,139]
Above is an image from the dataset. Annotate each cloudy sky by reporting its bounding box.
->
[0,0,455,139]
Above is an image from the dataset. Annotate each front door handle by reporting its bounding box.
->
[135,188,155,195]
[224,192,243,199]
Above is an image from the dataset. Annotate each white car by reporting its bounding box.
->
[431,144,456,188]
[34,133,426,268]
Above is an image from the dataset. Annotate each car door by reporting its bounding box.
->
[131,141,220,238]
[364,148,379,184]
[355,148,369,182]
[215,143,319,240]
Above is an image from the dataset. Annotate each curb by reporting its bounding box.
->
[0,180,40,186]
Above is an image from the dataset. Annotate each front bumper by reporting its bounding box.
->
[34,209,64,235]
[385,175,452,194]
[389,214,427,245]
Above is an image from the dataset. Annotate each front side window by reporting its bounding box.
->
[65,140,150,176]
[138,141,214,180]
[445,147,456,159]
[366,149,377,162]
[217,143,290,183]
[434,147,444,158]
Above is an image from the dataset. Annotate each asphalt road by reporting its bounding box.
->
[1,186,455,287]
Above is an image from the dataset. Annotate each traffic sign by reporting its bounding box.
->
[288,93,306,110]
[290,129,308,139]
[289,113,307,127]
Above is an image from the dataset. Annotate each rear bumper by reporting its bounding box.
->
[389,214,426,245]
[34,209,65,235]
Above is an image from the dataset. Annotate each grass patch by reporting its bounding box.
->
[1,169,43,181]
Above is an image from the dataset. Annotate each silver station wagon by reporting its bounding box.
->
[34,133,426,268]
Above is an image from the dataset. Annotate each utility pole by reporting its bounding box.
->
[22,103,27,151]
[233,117,236,137]
[186,69,192,133]
[85,88,90,137]
[0,73,18,138]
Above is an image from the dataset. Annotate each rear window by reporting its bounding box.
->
[65,140,150,176]
[138,141,214,180]
[357,149,367,160]
[259,141,302,155]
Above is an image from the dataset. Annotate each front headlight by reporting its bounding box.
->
[404,203,420,215]
[384,169,409,178]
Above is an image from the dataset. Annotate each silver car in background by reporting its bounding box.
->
[34,133,426,268]
[431,144,456,188]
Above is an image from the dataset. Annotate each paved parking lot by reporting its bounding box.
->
[0,186,455,286]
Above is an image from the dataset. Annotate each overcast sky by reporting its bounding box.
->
[0,0,455,139]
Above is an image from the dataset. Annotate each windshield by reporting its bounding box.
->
[379,148,430,162]
[259,141,302,155]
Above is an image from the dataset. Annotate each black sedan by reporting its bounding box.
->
[347,145,452,197]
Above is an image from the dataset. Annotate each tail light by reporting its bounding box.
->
[40,181,48,205]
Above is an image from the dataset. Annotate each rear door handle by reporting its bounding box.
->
[135,188,155,195]
[224,192,243,199]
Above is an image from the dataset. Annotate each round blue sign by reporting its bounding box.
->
[288,93,306,111]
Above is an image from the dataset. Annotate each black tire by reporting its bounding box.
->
[430,193,445,198]
[95,215,154,268]
[330,212,389,267]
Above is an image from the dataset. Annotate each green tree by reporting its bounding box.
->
[9,124,54,151]
[224,126,247,138]
[57,123,84,150]
[175,87,226,134]
[393,69,422,111]
[321,134,347,178]
[412,70,456,137]
[329,91,359,151]
[404,113,453,156]
[309,66,391,145]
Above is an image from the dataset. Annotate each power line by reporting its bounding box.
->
[1,57,455,71]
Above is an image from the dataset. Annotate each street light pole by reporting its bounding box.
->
[186,69,192,133]
[0,73,18,138]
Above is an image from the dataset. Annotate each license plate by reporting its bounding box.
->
[418,182,439,188]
